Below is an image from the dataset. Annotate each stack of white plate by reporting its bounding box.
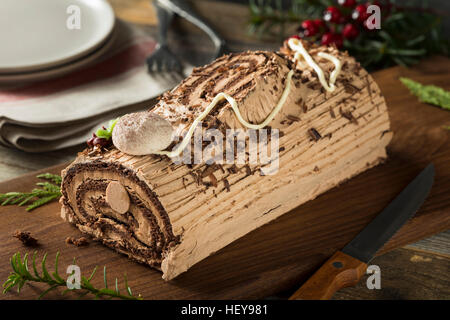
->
[0,0,116,83]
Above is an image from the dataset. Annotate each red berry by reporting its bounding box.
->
[313,19,326,30]
[93,137,108,147]
[323,6,342,24]
[321,32,334,46]
[321,32,343,48]
[338,15,348,24]
[342,23,359,40]
[352,4,369,22]
[333,34,344,48]
[301,20,318,36]
[87,137,95,147]
[301,20,315,30]
[338,0,356,7]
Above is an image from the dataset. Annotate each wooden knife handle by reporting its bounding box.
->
[289,251,367,300]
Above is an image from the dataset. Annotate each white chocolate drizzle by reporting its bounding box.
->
[287,38,342,93]
[154,69,294,158]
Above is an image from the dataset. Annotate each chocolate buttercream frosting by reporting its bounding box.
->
[60,46,392,280]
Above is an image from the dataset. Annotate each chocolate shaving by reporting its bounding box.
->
[308,82,322,90]
[227,164,239,174]
[329,107,336,118]
[66,236,89,247]
[201,164,219,178]
[380,130,391,139]
[189,171,201,186]
[14,230,38,247]
[244,165,252,176]
[302,103,308,113]
[308,128,322,141]
[224,179,231,192]
[365,75,372,98]
[340,107,359,124]
[344,83,360,94]
[286,115,301,122]
[209,173,218,188]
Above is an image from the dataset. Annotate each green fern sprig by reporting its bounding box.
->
[3,252,143,300]
[0,173,62,211]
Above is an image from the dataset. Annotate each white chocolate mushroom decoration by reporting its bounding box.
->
[112,111,174,155]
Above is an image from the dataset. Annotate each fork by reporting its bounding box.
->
[158,0,227,59]
[146,0,183,73]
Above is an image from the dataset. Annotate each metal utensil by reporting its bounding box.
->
[289,163,435,300]
[146,0,183,73]
[158,0,227,59]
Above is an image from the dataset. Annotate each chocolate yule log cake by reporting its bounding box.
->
[60,39,392,280]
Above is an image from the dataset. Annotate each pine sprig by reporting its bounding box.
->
[400,77,450,110]
[248,0,449,71]
[3,252,143,300]
[36,173,62,185]
[249,0,328,38]
[0,173,62,211]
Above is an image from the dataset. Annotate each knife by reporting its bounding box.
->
[289,163,435,300]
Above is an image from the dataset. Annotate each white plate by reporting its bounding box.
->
[0,0,115,73]
[0,29,116,84]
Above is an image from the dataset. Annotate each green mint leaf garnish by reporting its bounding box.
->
[95,118,119,140]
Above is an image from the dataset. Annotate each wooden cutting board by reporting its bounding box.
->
[1,57,449,300]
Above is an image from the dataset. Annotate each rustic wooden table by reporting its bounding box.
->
[0,0,448,299]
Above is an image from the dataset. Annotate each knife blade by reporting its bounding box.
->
[289,163,435,300]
